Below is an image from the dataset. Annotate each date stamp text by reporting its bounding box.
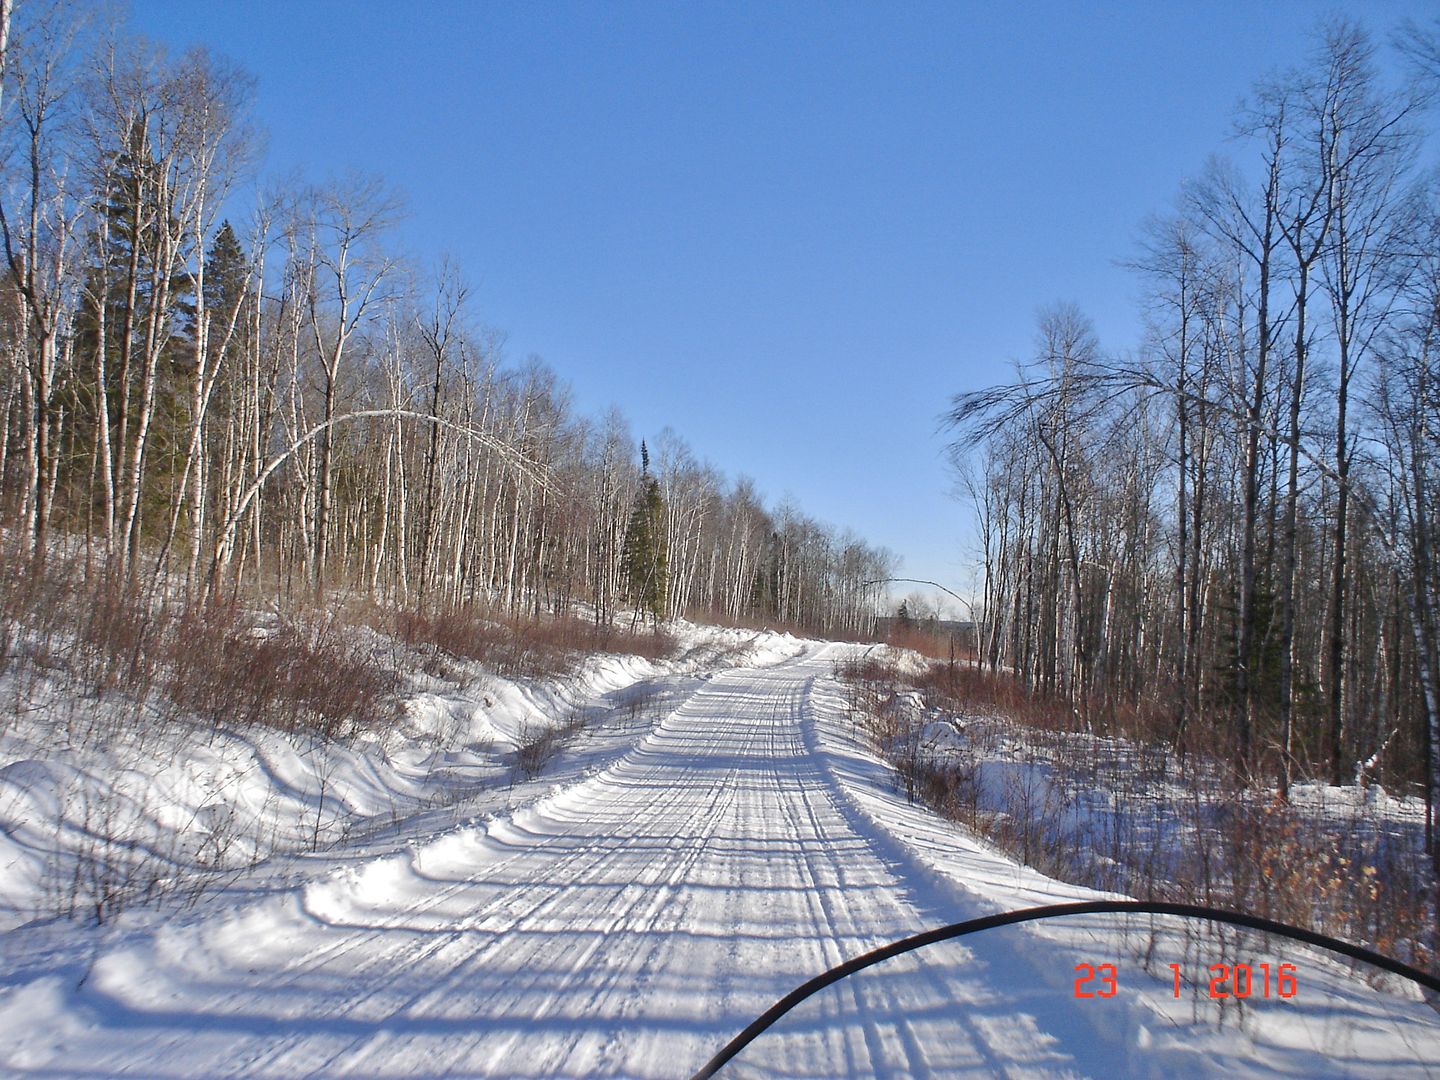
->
[1073,961,1298,999]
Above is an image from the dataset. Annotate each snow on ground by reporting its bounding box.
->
[0,617,805,931]
[0,637,1437,1077]
[802,655,1440,1077]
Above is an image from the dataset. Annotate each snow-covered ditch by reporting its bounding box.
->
[804,648,1440,1078]
[837,646,1432,956]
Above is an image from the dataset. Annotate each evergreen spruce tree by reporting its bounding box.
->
[64,123,197,529]
[622,441,668,624]
[199,221,249,416]
[203,222,248,331]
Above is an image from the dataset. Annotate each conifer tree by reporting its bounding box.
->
[622,441,668,624]
[197,221,248,420]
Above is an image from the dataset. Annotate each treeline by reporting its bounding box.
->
[948,22,1440,837]
[0,2,893,639]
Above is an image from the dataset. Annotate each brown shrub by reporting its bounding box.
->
[915,660,1073,730]
[396,606,675,680]
[835,645,1438,981]
[886,624,977,662]
[0,545,163,702]
[0,538,397,742]
[170,603,398,739]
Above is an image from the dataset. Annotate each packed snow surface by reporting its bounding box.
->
[2,639,1438,1077]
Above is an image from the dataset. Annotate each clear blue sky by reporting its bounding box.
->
[129,0,1436,616]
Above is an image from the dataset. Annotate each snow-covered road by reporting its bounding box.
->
[3,642,1438,1077]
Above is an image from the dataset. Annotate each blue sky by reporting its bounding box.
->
[129,0,1437,615]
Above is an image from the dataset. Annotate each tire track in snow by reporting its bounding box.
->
[55,677,727,1078]
[94,780,667,1076]
[238,747,737,1077]
[5,644,1094,1079]
[265,678,770,1078]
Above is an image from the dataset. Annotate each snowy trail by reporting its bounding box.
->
[4,642,1439,1078]
[0,643,1102,1078]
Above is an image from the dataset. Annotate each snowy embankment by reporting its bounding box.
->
[0,636,1437,1077]
[0,616,804,931]
[806,657,1440,1077]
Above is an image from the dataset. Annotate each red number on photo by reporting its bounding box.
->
[1209,964,1230,998]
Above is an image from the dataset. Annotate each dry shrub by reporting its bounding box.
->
[0,539,67,641]
[1206,797,1435,976]
[397,606,675,680]
[0,547,164,703]
[916,660,1073,730]
[511,711,590,782]
[833,655,902,716]
[0,538,397,742]
[169,603,397,739]
[836,648,1438,981]
[887,624,977,662]
[1097,696,1177,746]
[70,570,163,700]
[836,654,950,806]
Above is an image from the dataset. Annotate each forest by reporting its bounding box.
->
[5,7,1440,1072]
[0,0,894,641]
[948,21,1440,868]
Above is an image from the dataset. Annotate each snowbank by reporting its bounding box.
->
[0,616,806,931]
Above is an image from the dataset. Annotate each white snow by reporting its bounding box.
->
[1,634,1437,1077]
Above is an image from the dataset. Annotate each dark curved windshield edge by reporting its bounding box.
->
[688,898,1440,1080]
